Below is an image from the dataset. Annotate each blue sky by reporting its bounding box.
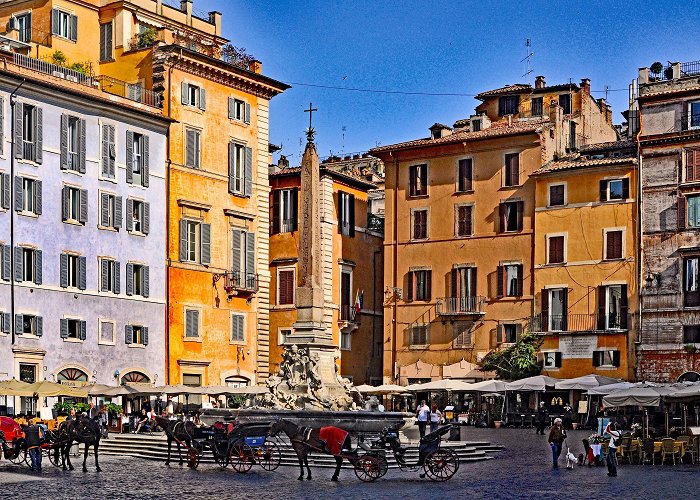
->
[194,0,700,162]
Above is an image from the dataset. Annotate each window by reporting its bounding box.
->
[231,229,255,289]
[273,188,298,234]
[341,331,351,350]
[279,328,292,345]
[278,268,295,305]
[547,235,565,264]
[184,308,200,338]
[407,269,431,301]
[600,178,629,202]
[688,102,700,130]
[543,352,562,369]
[340,268,353,321]
[100,259,119,294]
[592,350,620,368]
[685,257,700,307]
[185,128,201,169]
[101,124,116,178]
[67,116,80,170]
[531,97,543,116]
[685,149,700,182]
[559,93,572,114]
[126,131,149,186]
[228,97,249,123]
[231,313,245,343]
[548,184,565,207]
[687,195,700,228]
[499,324,519,344]
[229,142,245,194]
[131,132,143,177]
[60,318,86,341]
[126,199,150,235]
[17,247,41,284]
[453,322,473,347]
[409,325,428,346]
[51,8,77,41]
[99,320,115,345]
[457,159,473,192]
[12,12,32,43]
[99,22,113,61]
[181,82,206,110]
[471,118,481,132]
[544,288,568,331]
[455,205,473,237]
[412,209,428,240]
[62,186,87,225]
[498,95,520,116]
[497,264,523,298]
[127,263,149,297]
[683,325,700,343]
[504,153,520,186]
[183,220,200,263]
[605,230,624,260]
[17,314,41,336]
[17,177,41,215]
[568,121,577,150]
[409,164,428,197]
[19,103,41,163]
[597,284,627,329]
[338,192,355,236]
[125,325,148,346]
[60,253,85,290]
[100,193,122,230]
[499,200,523,232]
[452,266,477,301]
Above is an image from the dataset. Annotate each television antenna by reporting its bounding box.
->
[521,38,534,80]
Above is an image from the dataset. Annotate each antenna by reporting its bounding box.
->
[342,126,346,154]
[521,38,534,80]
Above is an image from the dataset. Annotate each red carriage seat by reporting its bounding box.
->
[319,426,349,456]
[0,416,24,442]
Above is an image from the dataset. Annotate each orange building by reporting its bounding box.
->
[531,141,638,380]
[371,76,617,385]
[0,0,288,386]
[268,158,384,384]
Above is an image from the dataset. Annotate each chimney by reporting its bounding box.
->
[208,11,222,36]
[535,76,546,89]
[181,0,192,25]
[638,67,650,85]
[549,99,564,158]
[580,78,591,94]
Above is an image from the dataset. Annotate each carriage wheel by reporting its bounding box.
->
[47,447,62,467]
[257,442,281,471]
[423,450,459,482]
[229,443,254,473]
[187,448,201,470]
[8,446,27,466]
[375,454,389,478]
[353,455,382,482]
[214,448,229,469]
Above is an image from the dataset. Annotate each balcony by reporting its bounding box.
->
[528,313,630,334]
[367,213,384,234]
[224,271,258,294]
[95,76,161,108]
[436,296,486,317]
[340,305,359,323]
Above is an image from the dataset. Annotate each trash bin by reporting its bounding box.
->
[448,425,461,441]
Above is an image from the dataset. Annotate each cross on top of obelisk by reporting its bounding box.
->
[304,102,317,142]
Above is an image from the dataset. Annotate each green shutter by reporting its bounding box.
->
[13,102,22,159]
[244,146,253,197]
[141,135,149,187]
[125,325,133,344]
[142,266,149,298]
[125,198,133,232]
[78,256,86,290]
[201,223,211,266]
[14,176,22,212]
[33,250,41,285]
[126,262,133,295]
[101,259,109,291]
[35,107,42,164]
[60,253,68,288]
[34,180,42,215]
[78,118,86,173]
[125,131,133,184]
[60,114,68,169]
[179,219,188,261]
[79,320,86,341]
[114,261,120,294]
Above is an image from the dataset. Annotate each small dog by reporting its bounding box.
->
[566,448,577,469]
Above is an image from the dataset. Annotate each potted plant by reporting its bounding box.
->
[137,27,158,49]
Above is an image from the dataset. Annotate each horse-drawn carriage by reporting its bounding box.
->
[0,417,68,468]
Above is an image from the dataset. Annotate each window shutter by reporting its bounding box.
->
[62,187,69,221]
[198,87,206,111]
[142,326,149,346]
[79,320,87,341]
[142,202,150,235]
[125,198,133,232]
[69,14,77,42]
[554,352,562,368]
[245,232,255,287]
[621,178,629,199]
[60,114,68,169]
[561,288,569,330]
[142,135,149,187]
[14,246,22,282]
[517,264,523,296]
[511,154,520,185]
[592,351,601,367]
[1,173,9,209]
[228,97,234,119]
[181,81,188,105]
[125,131,133,184]
[291,188,299,231]
[179,219,188,261]
[15,314,22,335]
[8,16,15,31]
[0,97,3,154]
[100,23,112,61]
[409,166,417,197]
[599,180,607,202]
[35,316,42,337]
[516,200,524,231]
[142,266,149,298]
[79,189,88,224]
[244,146,253,197]
[451,268,458,297]
[272,190,280,234]
[78,118,86,173]
[108,125,116,178]
[186,129,196,167]
[14,176,22,212]
[597,286,606,330]
[228,141,235,194]
[78,256,86,290]
[231,229,242,274]
[1,245,10,281]
[125,325,133,344]
[1,312,9,334]
[541,289,549,332]
[496,265,504,298]
[34,250,42,285]
[35,107,42,164]
[420,165,428,195]
[425,271,432,300]
[60,253,68,288]
[244,102,251,124]
[348,194,355,236]
[498,203,506,233]
[496,324,503,344]
[114,196,123,229]
[406,271,414,302]
[465,206,473,235]
[185,310,195,338]
[114,261,120,294]
[34,180,42,215]
[126,262,133,295]
[201,223,211,266]
[620,284,628,329]
[101,259,109,291]
[612,351,621,367]
[51,9,58,35]
[13,102,22,159]
[678,196,687,230]
[100,194,109,227]
[231,314,239,341]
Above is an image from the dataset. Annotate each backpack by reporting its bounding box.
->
[613,433,622,447]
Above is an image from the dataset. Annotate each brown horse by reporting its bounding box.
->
[154,416,196,466]
[58,416,102,472]
[269,418,356,481]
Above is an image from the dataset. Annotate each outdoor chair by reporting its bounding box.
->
[626,439,642,464]
[523,414,533,428]
[687,436,699,464]
[661,438,679,465]
[618,435,632,463]
[642,438,656,465]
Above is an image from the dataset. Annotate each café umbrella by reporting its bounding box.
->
[554,374,621,391]
[504,375,558,392]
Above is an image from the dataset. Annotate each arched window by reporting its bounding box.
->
[56,368,88,382]
[225,376,249,388]
[678,371,700,383]
[121,371,150,384]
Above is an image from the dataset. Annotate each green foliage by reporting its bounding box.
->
[683,344,698,354]
[69,62,88,75]
[50,50,68,66]
[650,62,664,74]
[104,403,122,415]
[221,44,256,70]
[137,27,158,48]
[226,395,247,408]
[479,331,543,380]
[53,401,73,412]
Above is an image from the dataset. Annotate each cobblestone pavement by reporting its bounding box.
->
[2,428,698,499]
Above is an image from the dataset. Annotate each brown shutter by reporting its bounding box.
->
[597,286,606,330]
[499,203,506,233]
[620,284,628,329]
[409,166,416,197]
[592,351,601,367]
[621,178,630,199]
[420,164,428,195]
[600,180,608,202]
[406,272,414,302]
[516,201,524,231]
[512,154,520,185]
[271,190,280,235]
[541,288,549,332]
[451,269,458,297]
[496,265,504,298]
[679,195,687,230]
[465,206,472,235]
[606,232,614,259]
[425,271,432,301]
[517,264,524,296]
[561,288,569,330]
[291,188,299,231]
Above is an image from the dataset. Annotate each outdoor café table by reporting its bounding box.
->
[654,441,686,456]
[590,443,603,462]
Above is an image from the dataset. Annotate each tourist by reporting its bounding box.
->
[25,422,44,471]
[430,403,442,433]
[88,402,98,419]
[604,421,620,477]
[67,408,77,421]
[134,409,149,434]
[535,402,548,435]
[562,403,573,430]
[416,400,430,438]
[547,418,566,469]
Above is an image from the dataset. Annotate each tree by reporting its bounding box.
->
[479,331,543,380]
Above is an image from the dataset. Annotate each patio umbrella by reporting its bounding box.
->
[602,385,677,408]
[354,384,376,393]
[585,381,637,396]
[26,380,88,397]
[460,380,507,392]
[359,384,408,395]
[554,374,621,391]
[87,384,119,396]
[666,383,700,401]
[406,379,475,391]
[0,379,35,396]
[203,385,268,396]
[504,375,558,392]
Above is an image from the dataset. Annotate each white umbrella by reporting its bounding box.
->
[504,375,558,392]
[406,379,475,391]
[554,374,621,391]
[602,385,677,408]
[203,385,268,396]
[354,384,376,393]
[585,381,637,396]
[666,383,700,400]
[460,379,507,393]
[365,384,409,395]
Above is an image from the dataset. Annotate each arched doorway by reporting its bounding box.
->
[677,371,700,383]
[225,376,250,409]
[120,371,150,384]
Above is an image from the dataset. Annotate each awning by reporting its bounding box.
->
[554,375,622,391]
[406,379,475,392]
[585,381,638,396]
[461,379,507,392]
[602,385,679,407]
[504,375,558,392]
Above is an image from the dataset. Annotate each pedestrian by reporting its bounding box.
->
[416,400,430,438]
[25,422,44,471]
[67,408,77,421]
[547,417,567,468]
[604,421,620,477]
[535,402,548,435]
[562,403,573,430]
[88,402,98,419]
[430,403,442,433]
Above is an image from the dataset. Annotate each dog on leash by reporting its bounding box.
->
[566,448,578,469]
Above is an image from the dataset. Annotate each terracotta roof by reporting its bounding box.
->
[475,84,532,100]
[370,119,546,154]
[430,123,452,129]
[579,140,636,153]
[638,84,700,100]
[534,153,637,175]
[269,166,377,190]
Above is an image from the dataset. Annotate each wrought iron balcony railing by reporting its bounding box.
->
[529,313,630,334]
[225,271,258,293]
[436,296,486,316]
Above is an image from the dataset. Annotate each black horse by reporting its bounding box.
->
[154,416,196,466]
[269,418,356,481]
[58,416,102,472]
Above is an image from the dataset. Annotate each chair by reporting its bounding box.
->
[688,436,699,465]
[661,438,679,465]
[618,435,632,463]
[642,438,656,465]
[627,439,642,465]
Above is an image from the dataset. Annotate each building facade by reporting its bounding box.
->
[0,49,169,413]
[268,157,384,385]
[638,62,700,383]
[372,76,617,385]
[531,140,638,381]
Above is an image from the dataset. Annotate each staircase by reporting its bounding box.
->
[97,432,501,468]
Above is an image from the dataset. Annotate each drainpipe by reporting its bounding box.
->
[635,107,643,382]
[9,78,25,346]
[392,155,398,382]
[373,248,381,380]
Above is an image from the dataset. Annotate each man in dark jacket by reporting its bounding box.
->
[25,422,43,471]
[547,418,567,468]
[535,402,548,435]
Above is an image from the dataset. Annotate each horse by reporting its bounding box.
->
[58,416,102,472]
[154,415,196,466]
[268,418,356,481]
